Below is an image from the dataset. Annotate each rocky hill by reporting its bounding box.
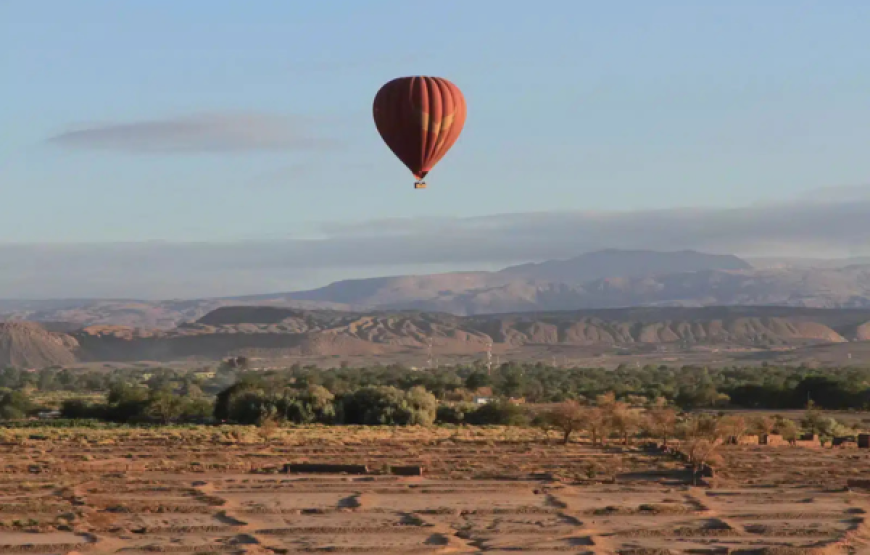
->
[11,305,863,364]
[0,321,79,367]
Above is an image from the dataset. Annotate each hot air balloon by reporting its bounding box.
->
[373,76,467,189]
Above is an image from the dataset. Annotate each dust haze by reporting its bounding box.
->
[1,188,868,299]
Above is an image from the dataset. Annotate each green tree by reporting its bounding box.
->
[465,371,491,391]
[775,418,799,445]
[148,387,185,425]
[214,379,265,422]
[404,386,438,426]
[800,402,825,436]
[280,385,336,424]
[0,390,32,420]
[339,386,411,426]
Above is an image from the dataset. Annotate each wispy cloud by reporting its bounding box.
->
[47,112,341,154]
[0,188,869,299]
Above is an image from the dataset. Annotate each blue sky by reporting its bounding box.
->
[1,1,870,297]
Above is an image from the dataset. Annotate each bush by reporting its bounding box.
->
[437,403,475,424]
[404,386,438,426]
[214,380,264,422]
[181,397,214,422]
[338,386,413,426]
[277,385,336,424]
[465,400,528,426]
[0,390,35,420]
[60,399,106,420]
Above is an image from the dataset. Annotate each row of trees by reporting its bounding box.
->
[532,395,820,447]
[259,363,870,410]
[59,383,212,424]
[3,361,870,428]
[3,380,863,459]
[212,380,528,427]
[4,363,870,411]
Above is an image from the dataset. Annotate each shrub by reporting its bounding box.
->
[404,386,438,426]
[465,400,528,426]
[338,386,411,426]
[437,403,475,424]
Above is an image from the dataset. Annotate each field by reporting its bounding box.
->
[0,426,868,554]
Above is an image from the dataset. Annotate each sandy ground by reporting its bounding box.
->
[0,426,868,553]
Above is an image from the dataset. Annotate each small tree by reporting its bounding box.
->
[148,387,185,425]
[775,418,798,446]
[405,386,438,426]
[0,390,33,420]
[679,414,726,486]
[679,413,723,443]
[719,415,749,444]
[683,438,724,486]
[801,401,825,436]
[645,406,678,446]
[585,407,610,447]
[531,410,559,443]
[750,415,776,437]
[609,402,641,445]
[257,410,280,443]
[548,401,588,445]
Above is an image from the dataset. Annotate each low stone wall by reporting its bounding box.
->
[847,479,870,490]
[759,434,788,446]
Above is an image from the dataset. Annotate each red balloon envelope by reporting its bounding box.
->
[373,76,467,187]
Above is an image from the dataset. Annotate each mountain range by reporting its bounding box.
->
[2,249,870,329]
[6,304,870,367]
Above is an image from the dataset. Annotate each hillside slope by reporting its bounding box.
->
[63,306,870,363]
[0,322,78,367]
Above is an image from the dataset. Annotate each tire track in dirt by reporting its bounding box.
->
[190,480,274,554]
[482,483,607,554]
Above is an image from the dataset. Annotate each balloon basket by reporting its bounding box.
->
[414,182,427,189]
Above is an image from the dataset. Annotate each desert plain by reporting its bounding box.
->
[0,425,868,554]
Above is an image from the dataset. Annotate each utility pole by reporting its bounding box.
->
[427,338,433,370]
[486,340,493,376]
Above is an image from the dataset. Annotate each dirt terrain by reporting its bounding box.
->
[0,426,868,553]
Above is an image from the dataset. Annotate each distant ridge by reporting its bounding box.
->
[498,249,751,282]
[2,249,870,328]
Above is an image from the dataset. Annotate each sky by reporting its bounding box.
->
[1,0,870,298]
